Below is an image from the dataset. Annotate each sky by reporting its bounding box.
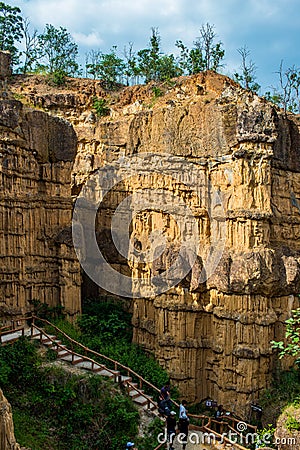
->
[7,0,300,92]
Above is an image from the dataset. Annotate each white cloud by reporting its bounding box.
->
[6,0,300,90]
[72,31,104,48]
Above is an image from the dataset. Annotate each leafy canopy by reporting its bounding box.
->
[271,308,300,367]
[0,1,23,65]
[37,24,79,78]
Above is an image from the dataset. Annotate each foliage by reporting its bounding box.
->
[233,46,260,93]
[0,338,139,449]
[29,299,66,320]
[271,308,300,366]
[264,62,300,113]
[20,17,38,74]
[137,417,165,450]
[86,46,125,88]
[0,1,23,65]
[285,414,300,431]
[195,23,225,71]
[74,298,169,392]
[37,24,79,78]
[176,23,225,75]
[260,368,300,409]
[253,424,276,448]
[92,97,110,117]
[123,41,139,85]
[137,27,182,83]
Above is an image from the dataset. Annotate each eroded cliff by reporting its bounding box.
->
[0,53,81,321]
[3,53,300,415]
[0,389,22,450]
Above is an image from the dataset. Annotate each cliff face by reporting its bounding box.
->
[0,389,22,450]
[5,58,300,414]
[0,53,81,322]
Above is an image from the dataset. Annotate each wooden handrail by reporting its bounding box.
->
[31,324,120,379]
[31,323,159,410]
[31,316,163,397]
[1,314,254,442]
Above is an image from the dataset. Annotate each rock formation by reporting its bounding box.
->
[275,405,300,450]
[0,389,22,450]
[0,52,81,322]
[2,51,300,415]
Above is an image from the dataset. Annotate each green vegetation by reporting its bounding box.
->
[254,424,276,449]
[256,308,300,432]
[54,298,170,394]
[136,417,165,450]
[14,297,173,448]
[1,0,300,106]
[0,337,139,449]
[0,1,23,65]
[285,414,300,431]
[233,46,260,93]
[86,46,125,88]
[271,308,300,367]
[92,97,110,116]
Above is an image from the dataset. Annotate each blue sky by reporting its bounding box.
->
[7,0,300,92]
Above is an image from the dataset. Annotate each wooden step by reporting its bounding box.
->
[57,349,70,358]
[120,375,132,383]
[95,368,119,378]
[129,389,141,399]
[60,354,84,364]
[133,395,149,406]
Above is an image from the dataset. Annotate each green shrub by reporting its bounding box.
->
[93,97,110,116]
[1,339,139,450]
[137,417,165,450]
[48,69,67,86]
[286,414,300,431]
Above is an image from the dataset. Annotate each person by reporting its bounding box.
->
[214,404,224,420]
[166,411,177,450]
[158,383,171,416]
[160,383,170,401]
[214,404,225,434]
[178,400,189,450]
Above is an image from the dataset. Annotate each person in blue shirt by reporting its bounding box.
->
[178,400,189,449]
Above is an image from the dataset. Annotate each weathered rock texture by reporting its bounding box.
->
[0,389,22,450]
[275,405,300,449]
[6,67,300,416]
[0,56,81,322]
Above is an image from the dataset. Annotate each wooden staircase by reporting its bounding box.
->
[1,317,256,449]
[31,322,157,412]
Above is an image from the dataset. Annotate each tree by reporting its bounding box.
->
[176,23,224,75]
[37,24,79,81]
[196,23,225,71]
[271,308,300,367]
[85,49,102,78]
[264,62,300,114]
[123,42,139,85]
[20,17,39,74]
[0,1,23,65]
[137,28,181,83]
[233,46,260,93]
[157,53,182,81]
[137,27,161,82]
[86,46,125,88]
